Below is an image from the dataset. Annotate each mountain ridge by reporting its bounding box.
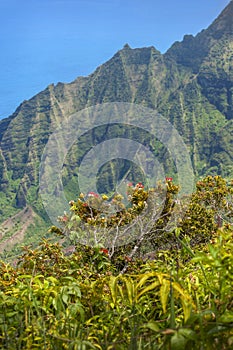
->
[0,1,233,254]
[166,0,233,70]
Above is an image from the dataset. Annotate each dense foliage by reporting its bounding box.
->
[0,176,233,349]
[1,1,233,248]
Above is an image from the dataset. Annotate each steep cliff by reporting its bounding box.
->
[0,1,232,252]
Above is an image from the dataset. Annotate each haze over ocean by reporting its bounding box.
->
[0,0,230,119]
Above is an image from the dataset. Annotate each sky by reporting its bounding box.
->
[0,0,230,119]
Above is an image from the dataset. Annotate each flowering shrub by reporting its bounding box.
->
[67,183,148,227]
[1,176,233,349]
[50,180,181,265]
[51,176,233,268]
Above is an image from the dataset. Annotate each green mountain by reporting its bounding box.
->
[0,1,233,253]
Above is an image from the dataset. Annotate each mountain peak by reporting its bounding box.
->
[205,0,233,38]
[215,0,233,21]
[122,43,131,50]
[165,1,233,71]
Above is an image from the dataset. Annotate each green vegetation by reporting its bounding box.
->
[0,3,233,346]
[0,176,233,349]
[1,1,233,245]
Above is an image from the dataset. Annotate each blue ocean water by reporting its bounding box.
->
[0,50,100,119]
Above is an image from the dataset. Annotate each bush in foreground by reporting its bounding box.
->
[0,176,233,349]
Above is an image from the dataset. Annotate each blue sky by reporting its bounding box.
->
[0,0,230,119]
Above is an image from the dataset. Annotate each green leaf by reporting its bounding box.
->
[137,272,157,289]
[171,331,187,350]
[170,329,196,350]
[108,276,118,305]
[218,311,233,323]
[123,277,135,305]
[181,299,192,323]
[160,279,170,313]
[137,280,160,300]
[144,321,160,332]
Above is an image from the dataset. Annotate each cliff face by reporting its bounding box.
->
[0,1,233,251]
[164,1,233,175]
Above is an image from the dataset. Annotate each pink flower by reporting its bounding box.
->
[166,177,173,182]
[136,182,144,188]
[100,248,109,256]
[127,182,133,187]
[88,191,99,198]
